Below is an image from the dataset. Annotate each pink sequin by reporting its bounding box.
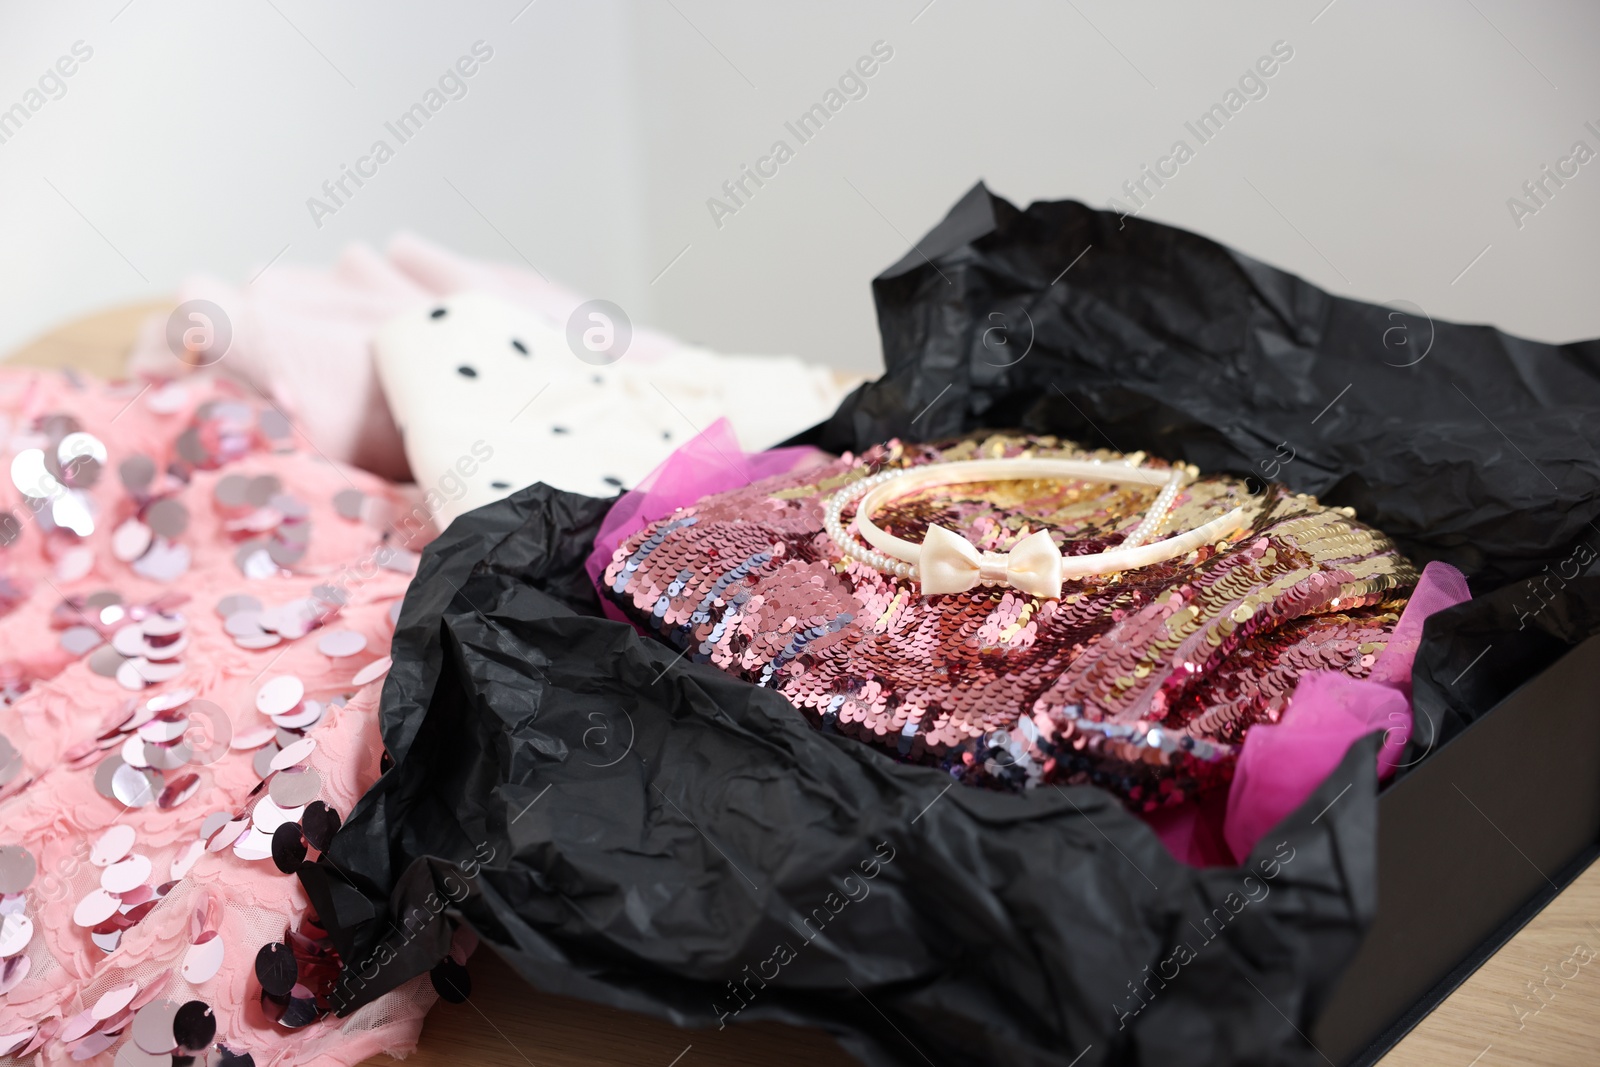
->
[605,435,1416,811]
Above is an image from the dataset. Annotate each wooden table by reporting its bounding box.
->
[9,304,1599,1067]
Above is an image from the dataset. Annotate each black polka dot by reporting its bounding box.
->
[429,307,447,319]
[457,365,477,378]
[490,480,510,490]
[661,430,672,441]
[591,374,603,385]
[511,339,528,355]
[603,475,624,488]
[551,425,569,435]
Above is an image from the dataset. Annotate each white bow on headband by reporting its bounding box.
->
[918,525,1064,599]
[824,456,1251,601]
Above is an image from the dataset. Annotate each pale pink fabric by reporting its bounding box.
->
[0,366,433,1064]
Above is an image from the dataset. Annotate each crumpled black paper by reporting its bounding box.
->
[304,185,1600,1066]
[806,183,1600,591]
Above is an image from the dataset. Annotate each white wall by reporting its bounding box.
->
[0,0,651,350]
[2,1,1597,373]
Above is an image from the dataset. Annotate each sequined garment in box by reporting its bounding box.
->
[604,436,1416,810]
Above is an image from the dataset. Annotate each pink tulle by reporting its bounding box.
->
[1152,560,1471,867]
[584,418,828,626]
[588,433,1474,872]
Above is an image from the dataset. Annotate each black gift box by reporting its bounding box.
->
[1313,633,1600,1064]
[304,186,1600,1067]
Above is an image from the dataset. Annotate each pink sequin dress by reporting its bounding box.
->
[0,367,437,1066]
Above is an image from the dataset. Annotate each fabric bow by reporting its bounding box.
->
[918,525,1063,599]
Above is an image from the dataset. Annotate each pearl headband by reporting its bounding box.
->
[823,457,1250,599]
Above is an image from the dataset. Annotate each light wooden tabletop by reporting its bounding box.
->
[9,303,1598,1067]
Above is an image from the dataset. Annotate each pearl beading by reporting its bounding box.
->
[825,470,917,580]
[825,457,1218,590]
[1117,468,1184,549]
